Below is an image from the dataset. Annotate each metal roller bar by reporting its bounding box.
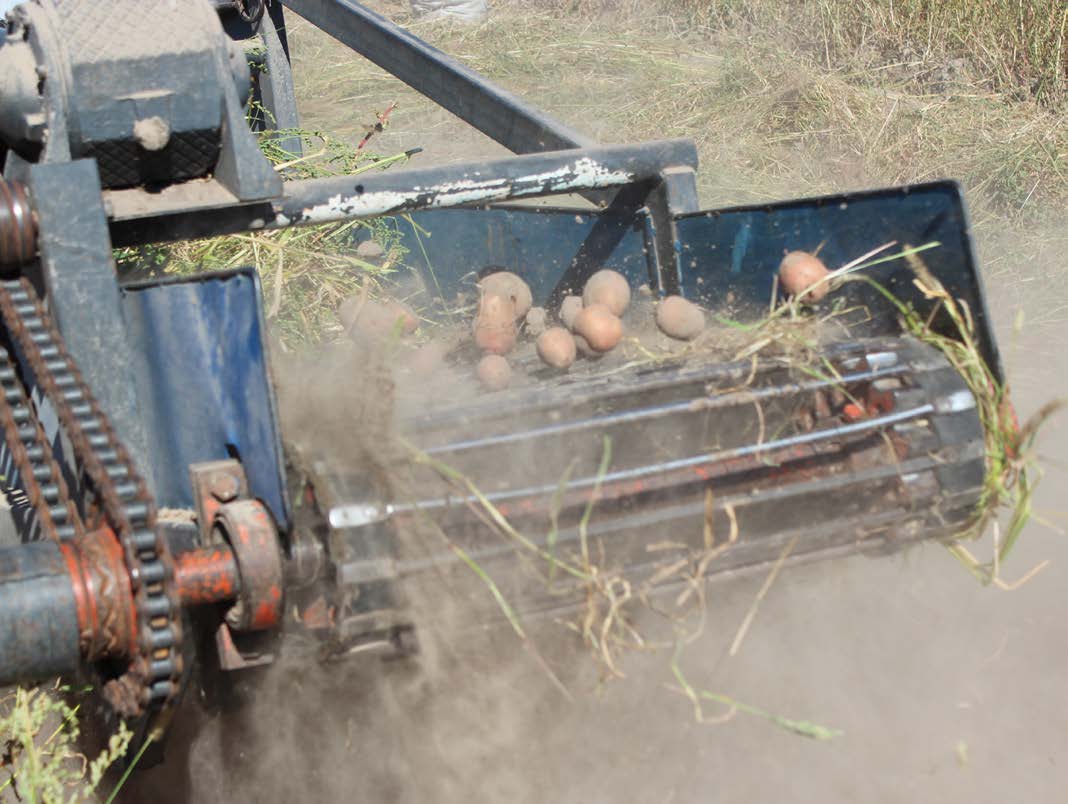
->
[282,0,595,155]
[328,403,936,529]
[107,139,700,246]
[420,363,913,456]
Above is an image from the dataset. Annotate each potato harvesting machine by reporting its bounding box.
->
[0,0,1003,764]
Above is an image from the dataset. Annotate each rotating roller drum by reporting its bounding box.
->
[0,540,81,683]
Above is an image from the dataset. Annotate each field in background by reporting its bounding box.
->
[560,0,1066,107]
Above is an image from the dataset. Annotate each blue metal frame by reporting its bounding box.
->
[120,268,291,531]
[395,180,1001,382]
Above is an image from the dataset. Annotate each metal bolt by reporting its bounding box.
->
[209,472,240,502]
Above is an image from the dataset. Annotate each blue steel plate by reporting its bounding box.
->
[120,268,290,530]
[397,180,999,382]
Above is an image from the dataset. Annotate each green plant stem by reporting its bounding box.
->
[104,732,154,804]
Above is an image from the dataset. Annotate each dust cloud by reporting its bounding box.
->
[122,224,1068,803]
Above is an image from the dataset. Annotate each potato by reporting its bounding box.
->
[525,306,548,337]
[479,271,533,319]
[536,327,577,369]
[656,296,705,340]
[559,295,584,330]
[341,297,419,339]
[477,354,511,391]
[472,293,517,355]
[582,269,631,316]
[779,251,831,302]
[573,303,623,352]
[389,302,420,335]
[406,340,449,377]
[573,333,600,358]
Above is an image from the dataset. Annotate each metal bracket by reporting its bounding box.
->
[215,622,274,670]
[190,459,251,545]
[25,160,154,492]
[643,166,700,296]
[191,459,283,670]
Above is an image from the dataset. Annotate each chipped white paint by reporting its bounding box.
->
[275,157,635,227]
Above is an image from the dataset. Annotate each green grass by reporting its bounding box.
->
[0,684,132,803]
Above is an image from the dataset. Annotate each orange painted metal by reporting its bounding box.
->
[59,526,138,661]
[173,545,240,606]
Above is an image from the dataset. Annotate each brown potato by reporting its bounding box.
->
[779,251,831,302]
[573,303,623,352]
[656,295,706,340]
[341,297,419,339]
[582,269,631,316]
[536,327,577,369]
[472,293,517,355]
[406,340,449,377]
[477,354,511,391]
[559,295,584,330]
[389,302,420,335]
[479,271,533,319]
[573,333,600,358]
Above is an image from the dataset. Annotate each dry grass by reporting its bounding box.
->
[115,130,417,348]
[522,0,1067,107]
[682,0,1067,106]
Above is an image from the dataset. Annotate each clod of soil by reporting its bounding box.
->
[779,250,831,302]
[473,293,518,354]
[582,269,631,316]
[573,303,623,352]
[656,295,706,340]
[560,295,583,329]
[479,270,533,319]
[536,327,577,369]
[476,354,511,390]
[340,297,419,339]
[525,306,548,337]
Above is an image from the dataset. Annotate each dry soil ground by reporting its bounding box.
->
[125,2,1067,802]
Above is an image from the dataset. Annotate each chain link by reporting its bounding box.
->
[0,278,183,717]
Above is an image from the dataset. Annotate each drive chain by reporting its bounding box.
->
[0,277,183,717]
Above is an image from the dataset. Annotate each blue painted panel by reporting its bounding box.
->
[674,181,1001,381]
[397,206,649,306]
[392,185,996,380]
[120,269,290,530]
